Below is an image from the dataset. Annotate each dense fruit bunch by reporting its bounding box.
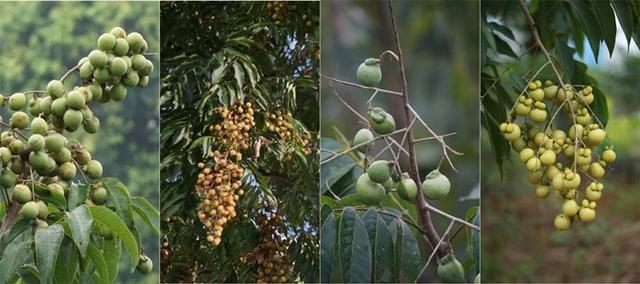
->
[500,80,615,230]
[210,101,255,152]
[2,27,153,223]
[264,108,312,156]
[255,208,292,284]
[266,1,313,29]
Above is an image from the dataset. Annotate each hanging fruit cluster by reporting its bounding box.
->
[266,1,313,29]
[195,101,255,246]
[3,26,153,224]
[499,80,615,230]
[264,109,312,156]
[255,207,292,284]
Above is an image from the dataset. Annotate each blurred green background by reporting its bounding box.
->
[0,2,159,283]
[321,0,479,281]
[481,37,640,284]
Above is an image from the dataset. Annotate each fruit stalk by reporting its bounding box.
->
[387,0,449,257]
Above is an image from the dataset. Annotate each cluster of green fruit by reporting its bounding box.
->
[255,208,292,284]
[500,80,615,230]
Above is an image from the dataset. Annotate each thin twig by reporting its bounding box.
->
[60,64,80,83]
[417,221,456,281]
[321,73,403,96]
[320,128,408,165]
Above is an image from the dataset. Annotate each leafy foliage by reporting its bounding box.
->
[160,2,319,283]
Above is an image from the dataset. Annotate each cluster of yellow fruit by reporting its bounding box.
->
[500,80,616,230]
[195,102,255,246]
[266,1,312,28]
[255,209,292,284]
[264,109,312,156]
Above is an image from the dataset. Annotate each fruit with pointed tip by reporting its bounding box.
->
[356,58,382,87]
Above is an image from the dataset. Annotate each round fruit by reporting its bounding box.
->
[83,116,100,134]
[86,160,103,178]
[39,97,52,116]
[63,110,83,130]
[587,128,605,146]
[58,162,77,180]
[12,184,31,203]
[589,162,605,178]
[113,38,129,56]
[28,134,45,151]
[110,57,128,77]
[136,255,153,274]
[93,68,110,83]
[79,62,94,79]
[535,185,549,198]
[397,173,417,201]
[47,80,65,98]
[540,150,556,165]
[519,148,534,163]
[138,76,149,87]
[554,213,571,230]
[31,117,48,135]
[122,70,140,87]
[52,148,72,164]
[88,82,103,101]
[353,128,374,152]
[366,160,390,183]
[530,108,547,122]
[9,93,26,111]
[602,149,616,163]
[367,107,395,135]
[437,254,466,283]
[543,84,558,99]
[98,33,117,51]
[562,199,580,217]
[131,54,147,71]
[110,27,126,38]
[97,224,114,240]
[525,157,541,172]
[89,50,108,68]
[10,112,29,129]
[36,200,48,219]
[47,183,65,197]
[126,32,145,53]
[91,187,108,205]
[51,97,68,116]
[66,90,86,110]
[29,151,48,170]
[45,134,66,152]
[499,122,521,141]
[579,208,596,222]
[356,58,382,87]
[21,201,39,219]
[109,84,127,101]
[529,89,544,101]
[422,170,450,200]
[355,173,386,205]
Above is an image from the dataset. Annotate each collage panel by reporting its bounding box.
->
[481,1,640,283]
[0,2,160,283]
[159,1,319,283]
[319,1,480,283]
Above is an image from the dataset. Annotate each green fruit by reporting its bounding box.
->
[48,183,65,197]
[63,110,83,130]
[88,82,103,101]
[46,80,65,98]
[137,76,149,87]
[21,201,39,219]
[110,57,128,77]
[382,178,395,193]
[397,173,417,201]
[131,54,147,71]
[86,160,103,178]
[29,151,49,170]
[367,107,395,135]
[45,133,66,153]
[91,186,108,205]
[422,170,451,200]
[136,255,153,274]
[74,149,92,165]
[122,70,140,87]
[31,117,48,135]
[93,67,110,83]
[140,59,154,76]
[58,162,77,180]
[109,84,127,101]
[28,99,41,117]
[355,173,386,205]
[0,147,12,164]
[39,96,52,116]
[52,147,72,164]
[110,27,127,38]
[366,160,390,183]
[51,97,68,116]
[12,184,30,203]
[83,116,100,134]
[356,58,382,87]
[353,128,374,152]
[437,254,466,283]
[65,90,86,110]
[89,50,108,68]
[8,139,23,155]
[98,33,117,51]
[9,93,26,111]
[79,62,94,79]
[126,32,145,53]
[28,134,45,151]
[113,38,130,56]
[10,157,25,174]
[36,200,48,219]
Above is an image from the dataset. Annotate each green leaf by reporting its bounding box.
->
[320,138,356,194]
[568,0,601,62]
[88,206,139,269]
[87,243,109,284]
[102,177,134,227]
[131,196,160,236]
[320,212,337,283]
[591,1,616,57]
[361,210,394,282]
[66,205,93,257]
[17,265,40,284]
[591,86,609,127]
[103,239,121,283]
[0,230,33,284]
[35,224,65,284]
[612,1,634,47]
[554,36,575,80]
[464,206,479,273]
[338,207,371,283]
[211,62,227,85]
[481,108,510,177]
[233,61,244,92]
[67,183,89,210]
[392,220,421,283]
[0,218,32,256]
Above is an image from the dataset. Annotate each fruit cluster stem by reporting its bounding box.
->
[387,0,449,258]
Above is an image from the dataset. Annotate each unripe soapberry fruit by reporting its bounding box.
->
[10,112,30,129]
[437,254,466,283]
[92,187,108,205]
[12,184,31,203]
[9,93,26,111]
[63,109,83,130]
[367,107,395,135]
[110,27,126,38]
[422,170,450,200]
[366,160,390,183]
[21,201,40,219]
[98,33,117,51]
[356,58,382,87]
[46,80,65,98]
[355,173,386,205]
[86,160,103,178]
[126,32,145,53]
[136,254,153,274]
[0,169,16,189]
[31,117,48,135]
[109,84,127,101]
[28,134,45,151]
[66,90,86,110]
[89,50,108,68]
[110,57,128,77]
[397,173,417,201]
[113,38,129,56]
[353,128,374,152]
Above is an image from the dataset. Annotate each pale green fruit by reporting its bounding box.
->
[397,173,417,201]
[86,160,103,179]
[136,255,153,274]
[109,84,127,101]
[367,107,395,135]
[356,58,382,87]
[12,184,30,203]
[46,80,65,98]
[579,208,596,222]
[28,134,45,151]
[110,27,126,38]
[10,112,30,129]
[51,97,67,117]
[63,110,83,130]
[92,186,108,205]
[437,254,466,283]
[89,50,108,68]
[65,90,86,110]
[422,170,451,200]
[366,160,390,183]
[31,117,48,136]
[355,173,386,205]
[137,76,149,87]
[131,54,147,71]
[110,57,128,77]
[36,200,48,219]
[79,62,94,79]
[353,129,374,152]
[45,133,66,153]
[93,67,110,83]
[21,201,39,219]
[9,93,26,111]
[122,70,140,87]
[126,32,145,53]
[58,162,77,180]
[113,38,130,56]
[98,33,117,51]
[83,116,100,134]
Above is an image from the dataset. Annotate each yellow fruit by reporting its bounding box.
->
[589,162,605,178]
[587,128,606,146]
[540,150,556,165]
[578,208,596,222]
[554,213,571,230]
[535,185,550,198]
[602,149,616,163]
[525,157,541,172]
[519,148,534,163]
[562,199,580,217]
